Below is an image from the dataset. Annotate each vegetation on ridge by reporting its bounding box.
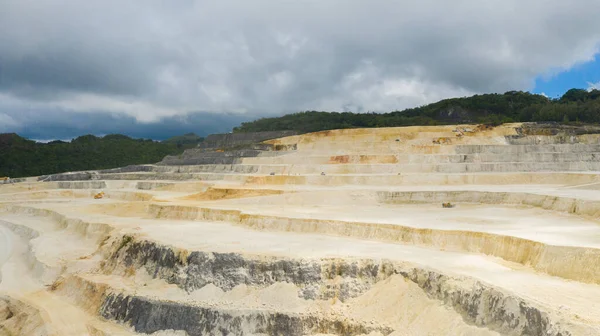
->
[0,133,198,178]
[233,89,600,133]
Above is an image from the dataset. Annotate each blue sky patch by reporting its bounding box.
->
[533,54,600,99]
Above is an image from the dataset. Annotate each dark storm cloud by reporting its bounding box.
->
[1,0,600,139]
[5,108,249,141]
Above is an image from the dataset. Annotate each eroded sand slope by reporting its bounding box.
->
[2,123,600,335]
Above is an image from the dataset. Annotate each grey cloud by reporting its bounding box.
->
[0,0,599,130]
[3,106,248,141]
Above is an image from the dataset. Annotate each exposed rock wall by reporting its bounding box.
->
[158,131,298,166]
[457,143,600,154]
[96,165,154,174]
[57,181,107,189]
[106,237,391,301]
[403,268,578,336]
[100,293,385,336]
[159,148,293,166]
[199,131,298,149]
[38,172,99,182]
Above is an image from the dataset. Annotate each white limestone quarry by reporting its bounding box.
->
[2,123,600,335]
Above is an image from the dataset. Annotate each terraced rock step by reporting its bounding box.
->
[243,152,600,164]
[160,148,295,166]
[7,200,600,330]
[143,201,600,285]
[0,220,143,336]
[105,162,600,174]
[57,181,107,189]
[456,143,600,154]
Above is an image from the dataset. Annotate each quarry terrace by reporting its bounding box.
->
[2,123,600,335]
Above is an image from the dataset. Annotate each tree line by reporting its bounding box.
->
[233,89,600,134]
[0,133,202,178]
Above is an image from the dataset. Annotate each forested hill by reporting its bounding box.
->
[0,133,201,178]
[233,89,600,134]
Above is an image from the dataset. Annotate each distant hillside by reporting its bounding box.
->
[0,133,192,178]
[162,133,204,148]
[233,89,600,133]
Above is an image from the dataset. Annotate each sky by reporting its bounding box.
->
[533,54,600,99]
[1,1,600,141]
